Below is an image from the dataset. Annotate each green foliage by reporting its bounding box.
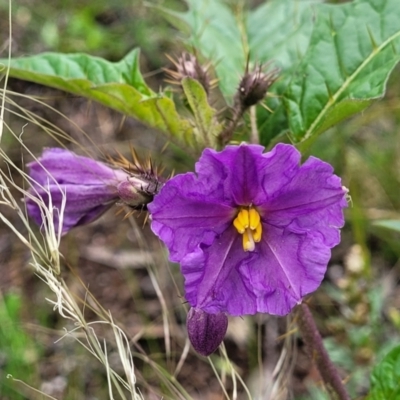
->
[170,0,320,99]
[0,49,200,154]
[7,0,180,62]
[169,0,400,145]
[4,0,400,149]
[181,77,222,148]
[368,345,400,399]
[167,0,245,98]
[285,0,400,143]
[40,8,112,52]
[0,293,40,398]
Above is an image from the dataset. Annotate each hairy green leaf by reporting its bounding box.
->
[0,49,196,152]
[368,345,400,400]
[247,1,321,74]
[248,0,322,144]
[285,0,400,143]
[181,77,222,148]
[172,0,245,98]
[172,0,320,98]
[170,0,400,146]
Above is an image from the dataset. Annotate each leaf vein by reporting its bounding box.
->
[304,28,400,139]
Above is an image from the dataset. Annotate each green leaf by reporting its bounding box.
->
[249,0,323,144]
[181,77,222,148]
[247,1,322,74]
[172,0,320,98]
[171,0,400,146]
[171,0,245,98]
[284,0,400,143]
[368,345,400,400]
[166,0,321,144]
[0,49,196,153]
[372,220,400,232]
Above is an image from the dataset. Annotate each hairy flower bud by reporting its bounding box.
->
[186,308,228,356]
[235,64,279,110]
[165,52,212,95]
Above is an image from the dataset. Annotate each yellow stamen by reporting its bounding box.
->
[249,208,261,230]
[253,222,262,242]
[242,228,255,252]
[233,206,263,251]
[233,217,245,234]
[237,209,249,228]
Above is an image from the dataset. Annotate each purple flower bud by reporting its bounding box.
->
[26,148,127,233]
[26,148,161,233]
[186,308,228,356]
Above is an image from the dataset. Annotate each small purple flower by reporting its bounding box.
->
[149,143,347,354]
[27,148,131,233]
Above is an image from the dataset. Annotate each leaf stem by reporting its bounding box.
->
[296,303,350,400]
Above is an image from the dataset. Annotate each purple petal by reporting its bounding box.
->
[182,223,331,316]
[244,224,331,315]
[28,148,126,185]
[251,143,302,204]
[186,308,228,356]
[195,145,265,205]
[148,173,236,262]
[182,227,258,315]
[27,184,116,233]
[27,148,127,233]
[259,154,347,247]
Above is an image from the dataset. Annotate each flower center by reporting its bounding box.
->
[233,206,262,252]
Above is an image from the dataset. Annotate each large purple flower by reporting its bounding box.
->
[27,148,130,233]
[149,143,348,318]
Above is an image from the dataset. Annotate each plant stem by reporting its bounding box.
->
[218,106,244,147]
[297,303,350,400]
[249,106,259,144]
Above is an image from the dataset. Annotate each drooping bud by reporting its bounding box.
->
[235,64,279,110]
[186,308,228,356]
[165,52,212,96]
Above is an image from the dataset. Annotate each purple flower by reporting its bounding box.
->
[26,148,130,233]
[149,143,347,319]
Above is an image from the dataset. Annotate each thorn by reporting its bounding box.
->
[260,102,274,114]
[366,25,378,51]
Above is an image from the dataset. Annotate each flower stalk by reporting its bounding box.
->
[219,64,278,146]
[297,303,350,400]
